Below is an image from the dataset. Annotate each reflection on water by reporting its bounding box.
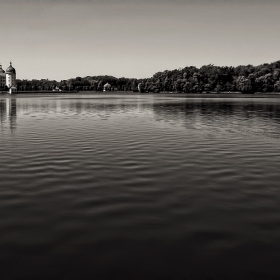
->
[0,98,17,130]
[3,95,280,138]
[153,99,280,139]
[1,94,280,279]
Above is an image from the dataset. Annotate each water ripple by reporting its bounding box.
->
[1,94,280,279]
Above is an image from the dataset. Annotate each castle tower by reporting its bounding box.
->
[0,64,5,90]
[6,62,16,94]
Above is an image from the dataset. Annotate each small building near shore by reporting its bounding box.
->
[103,82,111,91]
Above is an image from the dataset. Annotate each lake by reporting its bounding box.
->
[1,93,280,279]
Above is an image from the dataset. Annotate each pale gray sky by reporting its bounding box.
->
[0,0,279,80]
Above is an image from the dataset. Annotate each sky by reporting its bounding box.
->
[0,0,279,80]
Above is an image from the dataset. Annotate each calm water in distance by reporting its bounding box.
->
[1,93,280,279]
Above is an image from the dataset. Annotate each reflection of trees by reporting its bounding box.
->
[153,101,280,119]
[11,98,58,115]
[152,100,280,137]
[66,100,152,115]
[153,101,235,121]
[4,97,154,118]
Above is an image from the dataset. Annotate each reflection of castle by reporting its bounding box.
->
[0,98,17,130]
[0,62,17,94]
[0,99,7,124]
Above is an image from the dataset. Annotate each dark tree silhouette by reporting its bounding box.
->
[16,60,280,93]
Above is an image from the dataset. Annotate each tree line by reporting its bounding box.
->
[15,60,280,93]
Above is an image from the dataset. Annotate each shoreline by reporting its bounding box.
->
[1,91,280,98]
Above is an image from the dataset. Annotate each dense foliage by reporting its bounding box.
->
[15,60,280,93]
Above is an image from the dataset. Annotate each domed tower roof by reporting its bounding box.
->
[6,62,16,74]
[0,64,5,74]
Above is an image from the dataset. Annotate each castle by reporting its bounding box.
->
[0,62,17,94]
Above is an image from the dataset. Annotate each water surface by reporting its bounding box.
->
[1,93,280,279]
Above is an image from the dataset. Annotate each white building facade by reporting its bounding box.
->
[5,62,17,94]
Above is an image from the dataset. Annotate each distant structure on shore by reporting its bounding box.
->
[103,82,111,91]
[0,62,17,94]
